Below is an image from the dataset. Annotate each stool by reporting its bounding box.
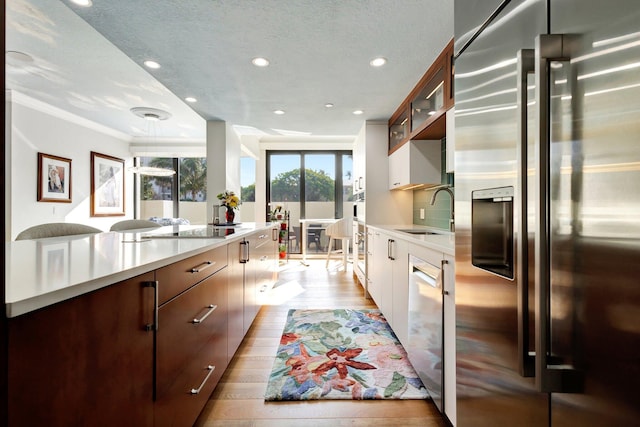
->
[324,218,353,269]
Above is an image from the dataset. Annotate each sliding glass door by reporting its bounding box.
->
[267,151,352,255]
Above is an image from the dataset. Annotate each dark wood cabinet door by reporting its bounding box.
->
[155,268,228,427]
[7,272,156,427]
[227,240,245,360]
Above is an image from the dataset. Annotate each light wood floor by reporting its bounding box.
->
[194,259,445,427]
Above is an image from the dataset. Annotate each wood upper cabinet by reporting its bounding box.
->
[388,39,454,154]
[7,272,156,427]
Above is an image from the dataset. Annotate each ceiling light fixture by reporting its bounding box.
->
[70,0,92,6]
[370,57,387,67]
[273,109,285,115]
[353,110,364,115]
[131,107,171,121]
[252,57,270,67]
[129,107,176,176]
[185,97,197,103]
[143,60,161,69]
[324,103,334,108]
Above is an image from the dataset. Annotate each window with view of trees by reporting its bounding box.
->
[137,156,208,224]
[266,151,352,254]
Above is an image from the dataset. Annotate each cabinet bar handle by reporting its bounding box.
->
[190,260,215,273]
[189,365,215,395]
[143,280,158,332]
[239,240,250,263]
[191,304,218,324]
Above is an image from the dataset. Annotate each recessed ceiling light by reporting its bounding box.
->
[370,57,387,67]
[70,0,92,6]
[324,103,334,108]
[143,60,161,69]
[273,109,285,115]
[252,57,270,67]
[185,97,197,103]
[353,110,364,115]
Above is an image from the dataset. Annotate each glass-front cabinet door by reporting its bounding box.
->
[389,107,410,152]
[411,65,445,132]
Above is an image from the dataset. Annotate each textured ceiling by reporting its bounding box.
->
[6,0,454,141]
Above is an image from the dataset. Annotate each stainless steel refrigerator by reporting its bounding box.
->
[454,0,640,426]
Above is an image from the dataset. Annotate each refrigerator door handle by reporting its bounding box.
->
[534,34,583,393]
[517,48,535,378]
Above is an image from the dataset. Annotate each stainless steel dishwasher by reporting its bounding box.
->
[407,254,443,413]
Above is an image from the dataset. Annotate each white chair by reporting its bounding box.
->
[325,217,353,269]
[110,219,162,232]
[15,223,102,240]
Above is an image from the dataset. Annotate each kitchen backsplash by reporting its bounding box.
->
[412,138,454,230]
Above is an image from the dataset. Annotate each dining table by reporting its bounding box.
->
[298,218,338,265]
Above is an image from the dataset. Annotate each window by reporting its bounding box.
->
[240,156,256,222]
[137,156,207,224]
[266,150,352,254]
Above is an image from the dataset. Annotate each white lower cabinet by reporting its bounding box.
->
[389,237,409,345]
[368,228,456,425]
[367,228,408,343]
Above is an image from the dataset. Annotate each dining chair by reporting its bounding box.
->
[307,224,323,252]
[15,223,102,240]
[110,219,162,232]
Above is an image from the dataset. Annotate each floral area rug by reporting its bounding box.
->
[264,308,428,401]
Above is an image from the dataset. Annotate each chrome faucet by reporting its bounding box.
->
[430,186,455,232]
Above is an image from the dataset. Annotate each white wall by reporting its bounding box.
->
[255,135,355,222]
[206,121,243,224]
[6,93,134,240]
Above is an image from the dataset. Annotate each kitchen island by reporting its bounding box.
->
[5,223,274,317]
[4,223,278,427]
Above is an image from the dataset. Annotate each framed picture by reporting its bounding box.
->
[37,152,72,203]
[90,151,125,217]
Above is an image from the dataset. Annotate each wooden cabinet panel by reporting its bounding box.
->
[155,333,225,427]
[156,268,228,400]
[227,239,245,360]
[243,235,258,335]
[156,245,227,305]
[388,39,454,153]
[8,272,155,427]
[255,228,277,306]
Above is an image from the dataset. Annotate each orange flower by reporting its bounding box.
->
[312,348,375,379]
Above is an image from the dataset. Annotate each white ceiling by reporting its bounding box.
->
[6,0,454,142]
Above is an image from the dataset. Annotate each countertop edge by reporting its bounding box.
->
[5,223,276,318]
[366,224,455,256]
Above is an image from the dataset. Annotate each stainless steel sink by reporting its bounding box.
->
[395,229,441,235]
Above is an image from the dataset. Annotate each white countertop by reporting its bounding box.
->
[5,223,274,318]
[366,224,455,255]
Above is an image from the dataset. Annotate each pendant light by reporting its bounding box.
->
[129,107,176,176]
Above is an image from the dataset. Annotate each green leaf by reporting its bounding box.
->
[350,371,370,388]
[384,372,406,398]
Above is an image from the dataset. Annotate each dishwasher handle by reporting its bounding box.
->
[410,256,441,289]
